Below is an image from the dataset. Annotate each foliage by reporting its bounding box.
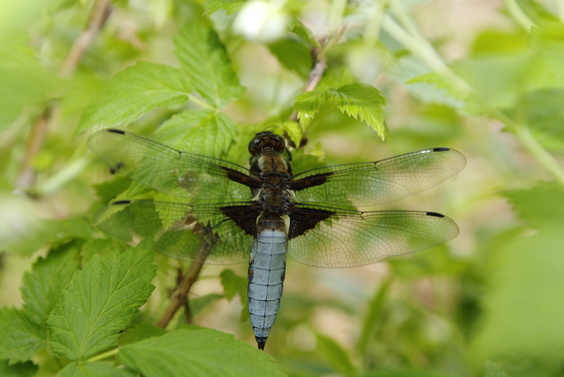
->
[1,1,564,377]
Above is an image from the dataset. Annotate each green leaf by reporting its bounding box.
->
[0,38,59,127]
[471,29,528,55]
[5,218,91,256]
[58,361,136,377]
[204,0,245,16]
[155,109,236,156]
[47,247,157,361]
[469,229,564,372]
[288,17,320,48]
[220,269,247,302]
[483,361,512,377]
[406,71,469,110]
[293,91,327,128]
[503,182,564,230]
[315,333,357,376]
[453,55,529,110]
[22,242,81,325]
[80,62,191,132]
[119,328,287,377]
[267,36,312,78]
[525,23,564,91]
[468,183,564,373]
[189,294,225,318]
[294,83,386,136]
[174,20,244,108]
[357,276,393,355]
[0,360,38,377]
[92,176,133,204]
[80,239,130,264]
[326,83,386,139]
[119,324,167,346]
[0,308,44,364]
[521,89,564,151]
[361,370,454,377]
[279,121,304,148]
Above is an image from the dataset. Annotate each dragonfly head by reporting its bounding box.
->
[249,131,285,156]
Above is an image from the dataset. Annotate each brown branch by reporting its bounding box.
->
[285,37,329,149]
[156,233,217,328]
[288,27,346,127]
[16,105,52,191]
[288,45,327,125]
[61,0,112,76]
[16,0,112,191]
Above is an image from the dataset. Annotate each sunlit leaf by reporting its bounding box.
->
[288,17,320,48]
[504,182,564,230]
[525,23,564,91]
[326,83,386,139]
[279,120,303,148]
[80,62,191,132]
[155,109,236,156]
[294,83,386,136]
[516,89,564,150]
[471,29,528,55]
[174,20,244,108]
[293,91,326,128]
[204,0,245,15]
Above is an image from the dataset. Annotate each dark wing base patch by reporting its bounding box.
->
[288,206,335,239]
[221,204,262,236]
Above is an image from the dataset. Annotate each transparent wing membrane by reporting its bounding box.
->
[288,207,459,267]
[88,129,252,202]
[292,148,466,208]
[89,129,463,267]
[94,199,252,264]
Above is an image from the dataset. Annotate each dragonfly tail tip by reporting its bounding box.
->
[257,338,267,351]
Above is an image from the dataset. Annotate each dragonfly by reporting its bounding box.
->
[88,128,466,350]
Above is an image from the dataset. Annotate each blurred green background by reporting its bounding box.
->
[1,0,564,376]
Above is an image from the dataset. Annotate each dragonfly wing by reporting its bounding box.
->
[88,129,258,202]
[290,148,466,208]
[94,199,254,264]
[287,205,459,268]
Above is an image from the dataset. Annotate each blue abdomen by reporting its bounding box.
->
[248,229,287,350]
